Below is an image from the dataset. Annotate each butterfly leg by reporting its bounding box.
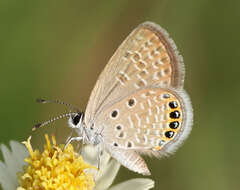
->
[64,136,83,149]
[97,144,103,170]
[77,133,89,155]
[65,129,73,144]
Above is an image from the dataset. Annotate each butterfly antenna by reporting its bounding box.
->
[36,98,80,112]
[32,112,74,131]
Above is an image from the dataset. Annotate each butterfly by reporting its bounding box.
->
[34,22,193,176]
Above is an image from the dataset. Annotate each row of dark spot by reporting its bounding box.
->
[164,94,181,139]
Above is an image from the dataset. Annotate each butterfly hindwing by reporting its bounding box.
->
[96,86,192,157]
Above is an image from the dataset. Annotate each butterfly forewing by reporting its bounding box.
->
[85,22,185,125]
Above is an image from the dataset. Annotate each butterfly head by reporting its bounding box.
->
[68,112,84,129]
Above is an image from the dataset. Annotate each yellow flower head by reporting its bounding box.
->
[17,134,95,190]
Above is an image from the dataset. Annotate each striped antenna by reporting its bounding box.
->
[32,112,74,131]
[36,98,80,112]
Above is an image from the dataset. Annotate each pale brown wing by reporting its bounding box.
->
[106,145,150,175]
[96,86,193,157]
[85,22,185,125]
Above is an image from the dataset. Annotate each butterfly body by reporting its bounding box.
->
[67,22,193,175]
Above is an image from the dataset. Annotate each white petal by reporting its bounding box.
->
[0,160,17,190]
[107,178,154,190]
[0,141,28,190]
[10,141,28,173]
[99,151,111,168]
[81,145,98,165]
[81,145,111,170]
[94,159,121,190]
[81,145,120,189]
[0,144,19,187]
[81,145,109,166]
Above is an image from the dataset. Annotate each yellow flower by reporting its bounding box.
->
[17,134,95,190]
[0,135,154,190]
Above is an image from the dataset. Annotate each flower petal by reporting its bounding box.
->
[99,151,111,168]
[0,141,28,190]
[10,141,28,172]
[81,145,99,165]
[81,145,122,190]
[82,145,111,167]
[0,159,17,190]
[107,178,154,190]
[0,144,19,187]
[94,159,121,190]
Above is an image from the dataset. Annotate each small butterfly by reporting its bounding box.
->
[34,22,193,175]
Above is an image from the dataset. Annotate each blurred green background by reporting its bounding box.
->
[0,0,239,189]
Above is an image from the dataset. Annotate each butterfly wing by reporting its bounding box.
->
[85,22,185,125]
[95,86,193,158]
[106,145,151,175]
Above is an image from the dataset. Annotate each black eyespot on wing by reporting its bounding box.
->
[165,131,175,138]
[169,111,180,119]
[169,121,179,129]
[169,101,178,109]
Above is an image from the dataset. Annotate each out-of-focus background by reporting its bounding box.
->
[0,0,239,189]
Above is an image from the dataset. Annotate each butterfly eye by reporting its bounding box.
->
[72,112,83,126]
